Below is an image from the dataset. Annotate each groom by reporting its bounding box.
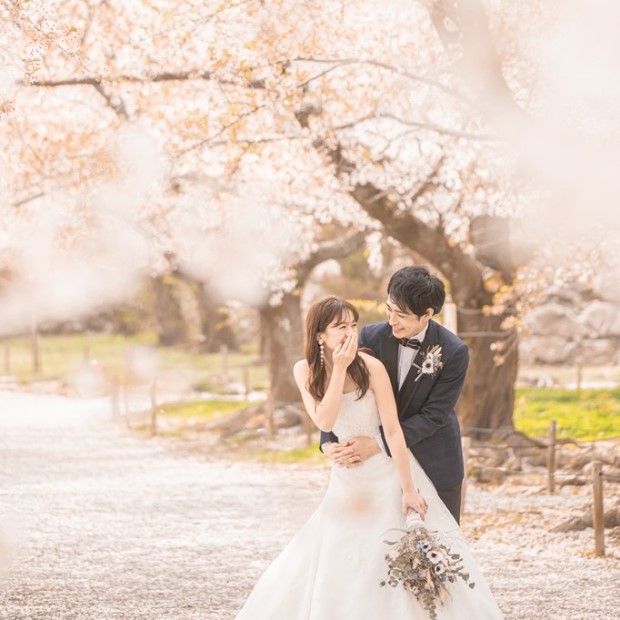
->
[321,266,468,523]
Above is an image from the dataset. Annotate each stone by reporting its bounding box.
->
[545,285,585,307]
[524,303,583,338]
[472,447,509,468]
[578,301,620,338]
[474,466,507,484]
[519,336,576,365]
[576,338,618,365]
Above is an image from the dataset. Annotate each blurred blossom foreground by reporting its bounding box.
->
[0,391,618,620]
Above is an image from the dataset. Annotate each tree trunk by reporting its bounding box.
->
[457,310,518,433]
[151,275,188,346]
[195,284,238,352]
[451,219,517,432]
[260,230,366,404]
[260,291,304,403]
[342,184,517,432]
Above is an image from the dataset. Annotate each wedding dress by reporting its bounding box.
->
[235,389,505,619]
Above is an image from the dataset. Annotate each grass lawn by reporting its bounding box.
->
[159,399,248,420]
[256,388,620,463]
[256,443,325,464]
[514,387,620,440]
[2,333,156,382]
[2,334,619,444]
[1,333,268,393]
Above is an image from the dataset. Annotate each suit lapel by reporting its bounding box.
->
[397,320,438,413]
[379,327,399,396]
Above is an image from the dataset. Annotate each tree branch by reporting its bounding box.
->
[29,70,267,91]
[350,183,485,305]
[27,69,268,125]
[11,191,44,208]
[410,155,445,204]
[291,56,469,103]
[429,0,529,125]
[334,112,498,143]
[174,104,267,157]
[309,132,488,307]
[295,230,367,285]
[92,82,129,119]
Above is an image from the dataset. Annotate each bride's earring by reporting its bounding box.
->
[319,341,325,369]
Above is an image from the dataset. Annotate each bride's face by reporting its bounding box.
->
[318,311,358,352]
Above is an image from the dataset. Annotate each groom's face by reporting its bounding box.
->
[386,296,431,339]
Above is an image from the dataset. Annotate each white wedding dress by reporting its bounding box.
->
[235,389,505,619]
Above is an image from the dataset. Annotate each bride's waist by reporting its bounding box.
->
[335,430,381,444]
[330,452,394,479]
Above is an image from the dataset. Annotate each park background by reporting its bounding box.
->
[0,1,619,618]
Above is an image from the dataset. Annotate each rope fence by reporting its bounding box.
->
[463,425,620,443]
[460,421,614,557]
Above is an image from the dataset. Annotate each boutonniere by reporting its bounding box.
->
[412,345,443,381]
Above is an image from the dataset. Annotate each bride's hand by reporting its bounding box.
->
[332,333,358,370]
[402,489,428,521]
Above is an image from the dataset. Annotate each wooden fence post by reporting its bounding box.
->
[461,436,471,519]
[266,391,276,438]
[592,460,605,557]
[547,420,557,494]
[123,377,131,427]
[443,302,458,335]
[302,409,314,447]
[110,376,121,420]
[220,344,229,378]
[243,366,251,399]
[149,380,158,436]
[31,323,41,376]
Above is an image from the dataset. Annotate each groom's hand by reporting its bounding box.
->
[347,436,381,462]
[323,441,362,468]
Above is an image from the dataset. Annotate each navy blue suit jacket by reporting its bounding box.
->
[321,320,467,490]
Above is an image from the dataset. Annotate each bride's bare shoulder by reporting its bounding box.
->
[359,351,381,368]
[293,358,309,379]
[359,351,388,379]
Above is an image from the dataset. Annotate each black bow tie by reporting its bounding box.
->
[399,338,422,349]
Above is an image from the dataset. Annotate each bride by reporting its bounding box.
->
[235,297,505,619]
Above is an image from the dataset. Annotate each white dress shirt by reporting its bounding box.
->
[375,323,429,454]
[397,323,429,390]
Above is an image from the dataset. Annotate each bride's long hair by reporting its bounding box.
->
[304,296,370,402]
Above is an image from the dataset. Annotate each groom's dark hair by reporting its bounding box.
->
[387,266,446,316]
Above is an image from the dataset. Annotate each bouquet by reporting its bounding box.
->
[380,511,475,620]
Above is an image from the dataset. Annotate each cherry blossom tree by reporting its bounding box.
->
[2,0,619,428]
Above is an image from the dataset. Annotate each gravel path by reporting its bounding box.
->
[0,391,618,619]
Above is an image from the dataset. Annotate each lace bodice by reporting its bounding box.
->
[331,389,381,442]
